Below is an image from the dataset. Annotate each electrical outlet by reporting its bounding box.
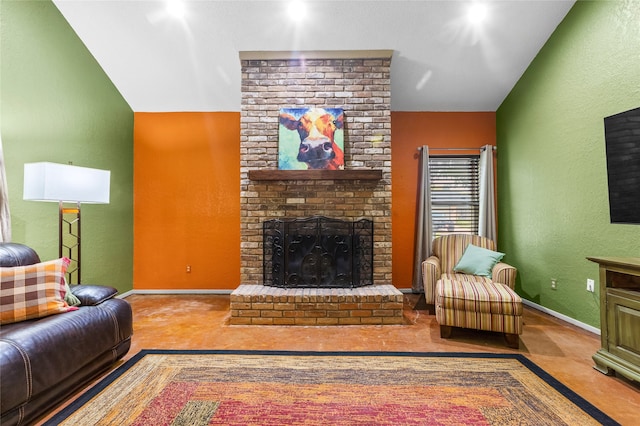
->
[186,265,191,273]
[587,278,595,292]
[551,278,557,290]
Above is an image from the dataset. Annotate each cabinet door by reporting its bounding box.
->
[607,289,640,365]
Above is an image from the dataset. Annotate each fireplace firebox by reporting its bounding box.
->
[263,216,373,288]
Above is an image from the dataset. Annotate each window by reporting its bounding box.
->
[429,155,480,238]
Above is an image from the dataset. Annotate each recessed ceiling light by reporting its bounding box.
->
[166,0,186,19]
[288,1,307,21]
[467,2,488,25]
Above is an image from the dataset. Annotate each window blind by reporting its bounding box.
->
[429,155,480,238]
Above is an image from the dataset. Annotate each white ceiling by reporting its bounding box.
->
[53,0,575,112]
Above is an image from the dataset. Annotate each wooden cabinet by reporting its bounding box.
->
[587,257,640,382]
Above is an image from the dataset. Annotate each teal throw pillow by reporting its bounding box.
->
[453,243,505,277]
[63,279,81,307]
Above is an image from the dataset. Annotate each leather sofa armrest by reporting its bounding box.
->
[70,285,118,306]
[422,256,441,304]
[492,262,518,289]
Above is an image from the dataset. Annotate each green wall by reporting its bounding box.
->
[497,0,640,328]
[1,0,134,293]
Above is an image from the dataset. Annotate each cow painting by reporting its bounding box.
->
[278,108,345,170]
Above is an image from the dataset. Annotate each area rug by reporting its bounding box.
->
[46,350,618,425]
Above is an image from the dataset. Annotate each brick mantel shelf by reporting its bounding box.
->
[248,169,383,181]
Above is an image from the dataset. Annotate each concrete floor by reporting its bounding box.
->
[40,293,639,425]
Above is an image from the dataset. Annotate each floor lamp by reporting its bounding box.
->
[23,162,110,284]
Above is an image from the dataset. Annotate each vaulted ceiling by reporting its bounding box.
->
[53,0,575,112]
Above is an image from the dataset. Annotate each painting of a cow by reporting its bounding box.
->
[278,108,344,170]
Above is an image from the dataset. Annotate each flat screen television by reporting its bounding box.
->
[603,106,640,224]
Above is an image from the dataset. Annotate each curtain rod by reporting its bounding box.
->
[418,146,496,152]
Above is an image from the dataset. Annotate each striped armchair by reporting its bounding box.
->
[422,234,522,348]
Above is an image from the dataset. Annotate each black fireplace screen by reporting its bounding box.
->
[263,216,373,288]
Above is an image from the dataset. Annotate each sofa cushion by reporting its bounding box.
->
[0,258,78,325]
[0,298,133,420]
[0,243,41,267]
[453,243,504,277]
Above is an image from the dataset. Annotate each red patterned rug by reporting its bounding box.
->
[46,350,618,425]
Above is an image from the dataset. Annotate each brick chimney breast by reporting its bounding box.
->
[240,51,392,285]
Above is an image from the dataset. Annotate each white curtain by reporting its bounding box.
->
[0,136,11,242]
[412,145,432,293]
[478,144,496,242]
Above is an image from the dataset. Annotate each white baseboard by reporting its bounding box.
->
[117,289,234,299]
[116,290,135,299]
[522,299,600,336]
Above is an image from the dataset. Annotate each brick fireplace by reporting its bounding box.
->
[239,50,393,284]
[233,50,400,325]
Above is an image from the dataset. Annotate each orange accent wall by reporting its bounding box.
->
[133,112,240,290]
[133,111,493,291]
[391,112,496,290]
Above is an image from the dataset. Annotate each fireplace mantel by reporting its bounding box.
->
[248,169,382,181]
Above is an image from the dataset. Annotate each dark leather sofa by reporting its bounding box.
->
[0,243,133,426]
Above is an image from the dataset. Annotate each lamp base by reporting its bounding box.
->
[59,201,81,284]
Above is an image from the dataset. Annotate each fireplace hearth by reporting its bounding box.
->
[263,216,373,288]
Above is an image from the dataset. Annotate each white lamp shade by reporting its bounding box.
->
[23,162,110,204]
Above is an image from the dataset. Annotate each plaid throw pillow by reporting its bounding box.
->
[0,257,79,325]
